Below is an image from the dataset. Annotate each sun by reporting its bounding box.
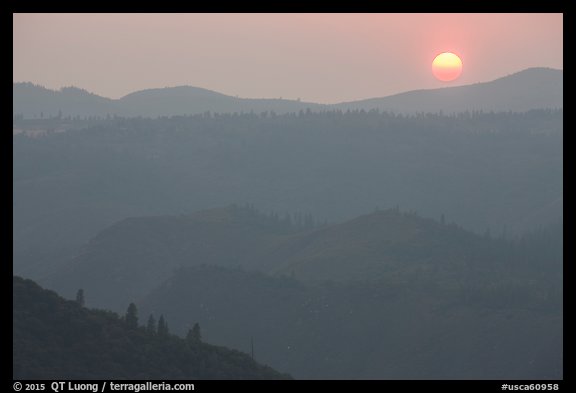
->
[432,52,463,82]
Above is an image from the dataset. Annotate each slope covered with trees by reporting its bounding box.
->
[40,207,562,379]
[14,110,562,281]
[138,258,561,380]
[45,206,562,309]
[13,276,290,380]
[336,68,562,114]
[13,68,562,119]
[45,205,322,308]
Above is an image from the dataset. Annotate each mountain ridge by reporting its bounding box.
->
[13,276,290,380]
[43,205,562,311]
[137,263,561,379]
[13,67,562,118]
[334,67,562,114]
[34,205,563,379]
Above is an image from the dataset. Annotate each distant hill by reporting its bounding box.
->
[13,68,562,119]
[13,276,290,380]
[39,206,563,379]
[119,86,325,118]
[138,264,562,379]
[45,206,563,311]
[266,208,503,282]
[12,83,117,119]
[45,206,311,309]
[336,68,563,114]
[14,110,562,282]
[13,83,325,119]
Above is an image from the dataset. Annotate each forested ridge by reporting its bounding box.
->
[13,276,291,380]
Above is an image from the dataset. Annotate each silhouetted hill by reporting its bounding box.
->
[13,83,324,119]
[119,86,235,118]
[336,68,562,114]
[13,83,116,119]
[266,209,501,282]
[13,68,562,119]
[14,110,562,281]
[120,86,326,118]
[38,206,562,379]
[13,276,290,380]
[45,206,309,308]
[137,261,561,379]
[45,207,562,312]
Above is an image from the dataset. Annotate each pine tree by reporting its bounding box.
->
[125,303,138,330]
[146,314,157,334]
[75,289,85,307]
[187,322,202,344]
[158,315,169,338]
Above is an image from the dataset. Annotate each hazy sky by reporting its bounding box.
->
[13,13,563,104]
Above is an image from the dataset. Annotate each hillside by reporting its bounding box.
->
[336,68,562,114]
[13,83,116,119]
[45,207,562,311]
[13,68,562,119]
[13,276,290,380]
[138,263,562,379]
[13,83,324,119]
[14,110,563,281]
[45,206,308,309]
[266,209,495,282]
[268,208,559,282]
[34,206,563,379]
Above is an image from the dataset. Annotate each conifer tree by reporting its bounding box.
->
[125,303,138,330]
[146,314,157,334]
[187,322,202,343]
[158,315,169,337]
[75,289,85,307]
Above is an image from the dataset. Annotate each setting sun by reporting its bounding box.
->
[432,52,463,82]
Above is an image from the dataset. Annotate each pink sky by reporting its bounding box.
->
[13,13,563,104]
